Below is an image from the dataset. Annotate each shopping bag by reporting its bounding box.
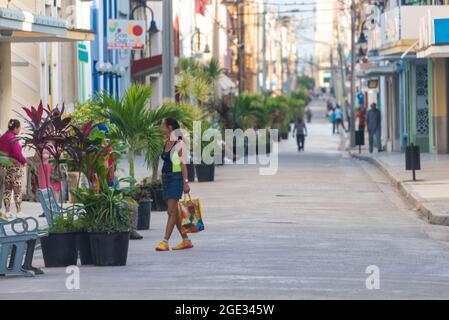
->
[178,193,204,234]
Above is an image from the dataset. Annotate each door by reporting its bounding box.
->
[415,63,430,152]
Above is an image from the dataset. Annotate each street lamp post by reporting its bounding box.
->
[349,0,356,148]
[191,28,211,55]
[162,0,175,100]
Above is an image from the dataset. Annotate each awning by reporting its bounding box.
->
[357,65,399,78]
[131,54,162,78]
[0,8,94,42]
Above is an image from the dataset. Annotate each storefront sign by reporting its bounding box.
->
[78,43,88,62]
[107,19,146,50]
[368,79,378,89]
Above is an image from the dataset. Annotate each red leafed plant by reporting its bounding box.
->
[20,101,73,210]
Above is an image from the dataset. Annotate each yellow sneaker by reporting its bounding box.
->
[172,240,194,251]
[155,241,170,251]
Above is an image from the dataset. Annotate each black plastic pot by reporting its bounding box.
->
[195,164,215,182]
[41,232,78,267]
[137,199,152,230]
[151,188,167,211]
[77,232,93,265]
[219,148,225,166]
[186,163,195,182]
[256,141,270,155]
[89,231,130,266]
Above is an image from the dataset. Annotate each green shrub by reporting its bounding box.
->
[70,99,109,127]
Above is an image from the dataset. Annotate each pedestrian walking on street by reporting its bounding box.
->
[0,119,27,219]
[330,108,336,134]
[156,118,193,252]
[356,106,366,131]
[335,105,346,132]
[293,116,307,151]
[326,100,333,118]
[306,107,312,123]
[366,103,381,153]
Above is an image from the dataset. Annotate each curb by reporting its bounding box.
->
[348,150,449,227]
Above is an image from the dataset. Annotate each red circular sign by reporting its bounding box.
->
[133,25,143,36]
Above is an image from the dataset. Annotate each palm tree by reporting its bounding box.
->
[201,58,223,85]
[231,93,265,130]
[98,84,189,184]
[176,57,215,107]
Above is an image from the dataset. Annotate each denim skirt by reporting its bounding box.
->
[162,172,183,200]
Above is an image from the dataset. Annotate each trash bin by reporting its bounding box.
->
[405,143,420,181]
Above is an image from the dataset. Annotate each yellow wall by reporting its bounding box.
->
[432,59,449,154]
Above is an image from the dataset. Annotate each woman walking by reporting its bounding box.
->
[155,118,193,251]
[0,119,27,218]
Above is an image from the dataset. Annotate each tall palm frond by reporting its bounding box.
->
[97,84,154,181]
[175,72,193,101]
[191,78,212,105]
[202,58,223,83]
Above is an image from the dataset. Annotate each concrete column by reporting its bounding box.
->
[0,43,12,132]
[380,76,389,151]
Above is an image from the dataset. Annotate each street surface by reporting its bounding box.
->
[2,100,449,299]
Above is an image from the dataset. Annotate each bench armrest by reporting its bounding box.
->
[0,217,39,237]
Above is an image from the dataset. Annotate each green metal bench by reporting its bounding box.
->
[0,217,43,277]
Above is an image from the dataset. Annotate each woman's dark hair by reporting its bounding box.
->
[164,118,180,130]
[8,119,20,131]
[164,118,182,140]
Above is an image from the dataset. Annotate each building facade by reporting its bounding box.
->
[0,0,93,131]
[361,0,449,154]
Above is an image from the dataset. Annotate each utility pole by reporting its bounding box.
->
[329,48,334,94]
[237,0,245,94]
[261,1,267,92]
[278,15,286,94]
[349,0,356,147]
[162,0,175,100]
[212,0,220,60]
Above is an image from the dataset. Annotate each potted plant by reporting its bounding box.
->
[71,178,136,267]
[194,121,219,182]
[186,160,195,182]
[141,177,167,212]
[74,216,92,265]
[40,213,79,267]
[195,162,215,182]
[127,186,152,230]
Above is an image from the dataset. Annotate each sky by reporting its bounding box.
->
[265,0,318,74]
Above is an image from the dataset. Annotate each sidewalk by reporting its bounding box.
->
[349,146,449,226]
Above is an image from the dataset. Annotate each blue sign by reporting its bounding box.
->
[434,18,449,45]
